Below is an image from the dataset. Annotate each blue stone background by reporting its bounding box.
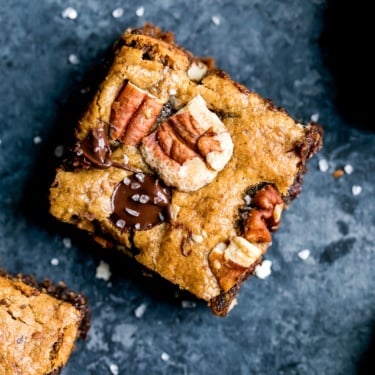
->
[0,1,374,374]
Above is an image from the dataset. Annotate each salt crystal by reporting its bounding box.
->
[62,7,78,20]
[62,237,72,248]
[211,15,221,25]
[116,219,126,229]
[54,145,64,157]
[298,249,310,260]
[255,260,272,279]
[126,208,140,217]
[161,352,170,361]
[139,194,150,204]
[112,8,124,18]
[68,54,80,65]
[318,159,329,172]
[134,303,147,318]
[344,164,354,175]
[95,260,111,281]
[310,113,320,122]
[109,364,119,375]
[352,185,362,196]
[50,258,59,266]
[33,136,42,144]
[136,6,144,17]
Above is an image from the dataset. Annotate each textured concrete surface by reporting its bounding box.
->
[0,1,374,374]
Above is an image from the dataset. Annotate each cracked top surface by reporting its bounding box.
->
[49,24,322,315]
[0,273,87,375]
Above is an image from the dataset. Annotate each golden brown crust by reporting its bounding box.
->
[49,24,322,315]
[0,269,90,375]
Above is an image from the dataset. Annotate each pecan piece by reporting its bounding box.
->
[110,81,163,145]
[244,185,284,243]
[141,95,233,192]
[208,237,262,292]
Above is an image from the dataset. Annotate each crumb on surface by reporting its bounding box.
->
[62,7,78,20]
[134,303,147,318]
[352,185,362,196]
[95,260,111,281]
[112,8,124,18]
[344,164,353,175]
[255,259,272,279]
[298,249,310,260]
[33,136,42,144]
[211,15,221,25]
[161,352,170,361]
[332,169,344,179]
[50,258,59,266]
[318,159,329,172]
[136,6,144,17]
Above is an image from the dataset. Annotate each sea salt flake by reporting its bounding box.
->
[50,258,59,266]
[211,15,221,25]
[139,194,150,204]
[62,7,78,20]
[54,145,64,157]
[112,8,124,18]
[352,185,362,196]
[126,208,140,217]
[136,6,144,17]
[95,260,111,281]
[33,136,42,144]
[255,260,272,279]
[298,249,310,260]
[161,352,170,361]
[318,159,329,172]
[62,237,72,248]
[123,177,131,185]
[116,219,126,229]
[310,113,320,122]
[109,364,119,375]
[134,303,147,318]
[68,54,80,65]
[135,172,145,182]
[344,164,354,175]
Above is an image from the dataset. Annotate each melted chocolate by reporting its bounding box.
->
[75,127,112,169]
[111,173,171,231]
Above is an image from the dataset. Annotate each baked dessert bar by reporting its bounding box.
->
[49,24,323,316]
[0,269,90,374]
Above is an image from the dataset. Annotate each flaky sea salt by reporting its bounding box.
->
[211,15,221,25]
[54,145,64,157]
[95,260,111,281]
[161,352,170,361]
[318,159,329,172]
[33,136,42,144]
[298,249,310,260]
[136,6,144,17]
[62,7,78,20]
[310,113,320,122]
[134,303,147,318]
[50,258,59,266]
[255,260,272,279]
[112,8,124,18]
[352,185,362,196]
[68,54,80,65]
[108,364,119,375]
[344,164,354,175]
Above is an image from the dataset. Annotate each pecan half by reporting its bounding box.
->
[140,95,233,192]
[208,237,262,292]
[243,185,284,243]
[110,81,163,146]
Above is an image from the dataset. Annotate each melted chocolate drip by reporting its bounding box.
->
[111,173,171,231]
[75,127,112,169]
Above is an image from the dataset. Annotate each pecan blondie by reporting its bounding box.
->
[0,269,90,374]
[49,24,322,316]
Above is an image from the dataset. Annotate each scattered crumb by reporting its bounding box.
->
[136,6,144,17]
[318,159,329,172]
[33,136,42,144]
[161,352,170,361]
[62,7,78,20]
[112,7,124,18]
[68,54,80,65]
[181,300,197,309]
[95,260,111,281]
[108,363,119,375]
[310,113,320,122]
[352,185,362,196]
[134,303,147,318]
[62,237,72,248]
[211,15,221,25]
[298,249,311,260]
[255,260,272,279]
[54,145,64,157]
[344,164,354,175]
[332,169,344,179]
[50,258,59,266]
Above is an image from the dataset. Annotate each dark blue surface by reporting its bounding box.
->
[1,1,374,374]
